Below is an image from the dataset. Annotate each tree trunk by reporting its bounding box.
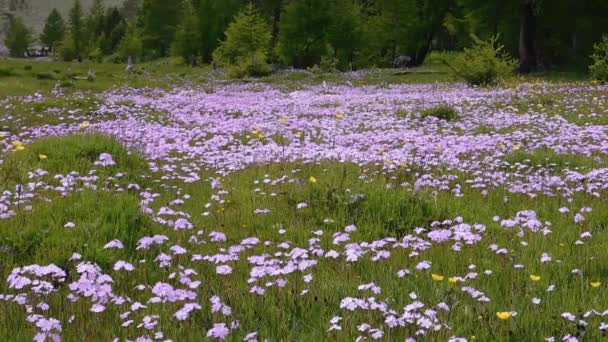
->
[518,0,537,73]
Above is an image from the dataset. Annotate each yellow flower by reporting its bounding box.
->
[0,133,5,139]
[11,141,23,147]
[499,143,506,151]
[513,145,521,151]
[38,154,48,160]
[431,274,444,281]
[496,312,513,320]
[379,148,386,154]
[400,162,409,169]
[12,145,25,152]
[80,122,90,129]
[280,117,288,125]
[448,277,457,284]
[257,133,264,139]
[591,281,602,288]
[435,146,442,152]
[294,131,302,138]
[252,129,259,135]
[335,112,344,120]
[308,176,317,184]
[529,275,541,282]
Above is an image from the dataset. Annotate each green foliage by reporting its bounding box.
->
[88,47,103,63]
[0,67,16,77]
[68,0,85,57]
[213,4,273,78]
[590,35,608,83]
[309,49,339,73]
[117,26,143,62]
[139,0,180,57]
[197,0,242,62]
[276,0,334,68]
[40,9,66,52]
[4,17,31,58]
[420,105,459,121]
[58,32,78,62]
[170,0,200,64]
[445,35,516,86]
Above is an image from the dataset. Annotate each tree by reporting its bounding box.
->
[213,4,273,77]
[103,7,126,54]
[198,0,242,62]
[68,0,85,59]
[117,25,143,62]
[276,0,333,68]
[40,9,66,53]
[5,17,31,58]
[326,0,362,69]
[120,0,141,20]
[518,0,539,73]
[87,0,106,38]
[171,0,200,65]
[58,32,78,61]
[138,0,180,57]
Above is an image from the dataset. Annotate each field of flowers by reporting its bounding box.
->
[1,79,608,341]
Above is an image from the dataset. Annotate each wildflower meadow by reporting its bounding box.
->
[1,67,608,342]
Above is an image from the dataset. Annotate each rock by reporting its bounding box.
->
[393,55,412,68]
[126,56,134,73]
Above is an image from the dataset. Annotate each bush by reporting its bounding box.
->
[0,67,16,77]
[590,35,608,83]
[117,26,143,63]
[212,4,273,78]
[35,72,59,80]
[57,32,77,61]
[4,17,31,58]
[309,48,339,73]
[420,105,459,121]
[444,35,516,86]
[88,47,103,63]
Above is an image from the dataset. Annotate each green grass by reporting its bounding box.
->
[1,134,608,340]
[0,58,591,99]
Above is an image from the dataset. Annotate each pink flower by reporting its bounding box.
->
[104,240,124,249]
[216,265,233,275]
[207,323,230,340]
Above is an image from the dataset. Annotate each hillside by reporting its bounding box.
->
[1,0,124,48]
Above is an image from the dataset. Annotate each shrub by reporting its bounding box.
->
[444,35,516,86]
[420,105,459,121]
[57,32,77,61]
[0,67,16,77]
[88,47,103,63]
[212,4,273,78]
[309,47,339,73]
[4,17,31,58]
[590,35,608,83]
[117,26,143,63]
[35,72,59,80]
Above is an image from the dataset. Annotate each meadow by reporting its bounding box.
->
[0,59,607,341]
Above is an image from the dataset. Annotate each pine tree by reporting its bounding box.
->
[198,0,242,62]
[5,17,31,58]
[103,7,126,54]
[68,0,85,59]
[171,0,200,66]
[276,0,333,68]
[40,9,66,53]
[117,25,143,62]
[213,4,273,77]
[139,0,180,57]
[326,0,362,69]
